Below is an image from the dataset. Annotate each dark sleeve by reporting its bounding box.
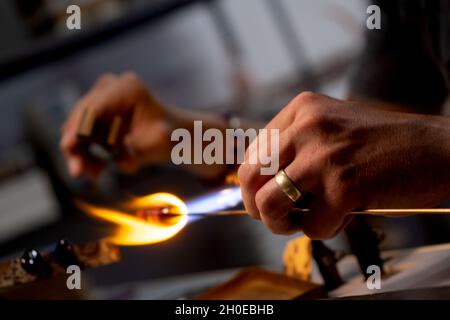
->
[349,0,448,114]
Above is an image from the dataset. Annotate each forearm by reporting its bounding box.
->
[411,114,450,205]
[347,95,427,114]
[360,112,450,209]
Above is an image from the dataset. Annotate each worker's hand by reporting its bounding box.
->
[60,72,175,179]
[238,92,450,239]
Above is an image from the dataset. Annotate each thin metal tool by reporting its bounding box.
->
[150,208,450,218]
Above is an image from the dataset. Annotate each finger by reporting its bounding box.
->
[78,155,106,180]
[91,73,118,90]
[276,154,348,238]
[333,215,354,236]
[238,138,271,219]
[60,79,110,155]
[62,73,118,139]
[113,120,169,174]
[69,72,144,122]
[264,91,325,132]
[67,154,83,177]
[254,178,296,234]
[253,152,318,234]
[264,94,301,131]
[83,161,105,181]
[116,156,140,174]
[264,106,295,132]
[60,104,86,155]
[114,145,140,174]
[124,120,170,164]
[238,129,295,219]
[60,73,131,177]
[114,72,152,113]
[294,198,350,240]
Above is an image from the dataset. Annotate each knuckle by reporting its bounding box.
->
[302,226,332,240]
[263,218,288,235]
[60,141,67,151]
[294,91,319,105]
[301,210,344,240]
[291,109,328,137]
[237,164,253,189]
[247,211,260,220]
[60,138,71,151]
[325,162,359,208]
[284,92,318,115]
[256,184,292,217]
[255,188,273,216]
[121,71,141,85]
[256,188,293,235]
[304,108,328,128]
[121,72,147,97]
[97,73,115,84]
[242,197,260,219]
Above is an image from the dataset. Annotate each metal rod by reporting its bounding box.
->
[156,208,450,218]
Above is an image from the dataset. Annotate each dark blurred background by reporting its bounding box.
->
[0,0,449,299]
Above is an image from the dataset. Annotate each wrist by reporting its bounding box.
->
[409,114,450,205]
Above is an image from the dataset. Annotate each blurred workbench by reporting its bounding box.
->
[330,242,450,298]
[88,242,450,299]
[0,0,217,81]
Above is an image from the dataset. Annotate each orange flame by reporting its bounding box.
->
[78,193,188,246]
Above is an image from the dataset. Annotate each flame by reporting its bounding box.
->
[78,193,188,246]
